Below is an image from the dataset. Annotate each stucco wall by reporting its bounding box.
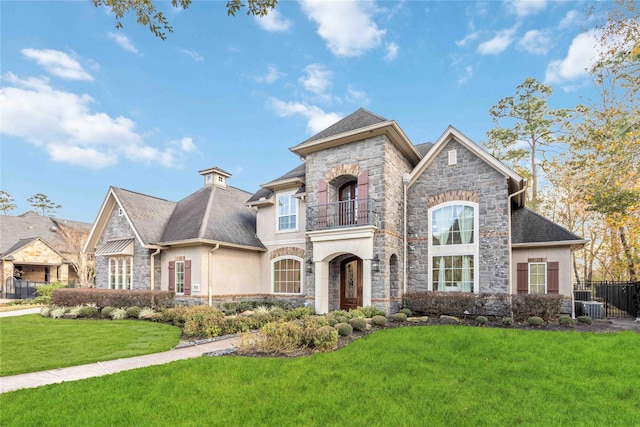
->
[512,246,574,296]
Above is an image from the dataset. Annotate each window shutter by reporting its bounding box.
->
[168,261,175,293]
[184,260,192,296]
[357,171,369,223]
[318,180,328,229]
[547,262,559,294]
[517,263,528,294]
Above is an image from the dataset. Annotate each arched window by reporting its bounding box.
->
[428,202,478,292]
[272,257,303,294]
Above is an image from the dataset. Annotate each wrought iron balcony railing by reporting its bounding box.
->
[306,198,375,231]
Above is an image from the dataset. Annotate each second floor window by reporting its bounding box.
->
[277,192,298,231]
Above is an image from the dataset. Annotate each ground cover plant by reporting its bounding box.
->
[2,327,638,426]
[0,315,181,376]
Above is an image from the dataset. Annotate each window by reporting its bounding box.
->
[175,261,185,294]
[272,257,302,293]
[277,191,298,231]
[108,257,132,289]
[529,263,546,294]
[429,203,478,292]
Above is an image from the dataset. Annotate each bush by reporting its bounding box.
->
[52,288,174,310]
[40,306,51,317]
[78,306,99,318]
[101,306,116,318]
[254,321,306,354]
[285,306,316,320]
[334,322,353,336]
[391,313,407,322]
[329,310,353,323]
[527,316,544,327]
[349,317,367,331]
[399,308,412,316]
[351,306,385,318]
[313,326,339,351]
[502,317,514,326]
[403,291,486,317]
[371,315,387,327]
[138,307,155,319]
[559,316,574,327]
[326,317,338,327]
[476,316,488,325]
[511,294,564,321]
[577,315,593,325]
[110,308,127,320]
[50,306,67,319]
[126,306,142,319]
[35,282,67,304]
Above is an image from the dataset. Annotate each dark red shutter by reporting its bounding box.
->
[517,263,528,294]
[357,171,369,223]
[547,262,559,294]
[168,261,175,293]
[184,260,192,296]
[318,180,327,229]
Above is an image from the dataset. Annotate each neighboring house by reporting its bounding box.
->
[0,212,91,297]
[84,109,586,313]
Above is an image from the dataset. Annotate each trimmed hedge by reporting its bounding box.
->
[403,291,487,317]
[52,288,175,310]
[511,294,564,321]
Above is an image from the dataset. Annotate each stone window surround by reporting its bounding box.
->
[270,246,305,260]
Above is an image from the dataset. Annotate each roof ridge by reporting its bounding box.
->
[198,186,215,239]
[112,186,175,203]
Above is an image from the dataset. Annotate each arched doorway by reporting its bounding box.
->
[338,180,358,226]
[340,256,362,309]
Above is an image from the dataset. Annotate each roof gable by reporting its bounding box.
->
[301,108,387,144]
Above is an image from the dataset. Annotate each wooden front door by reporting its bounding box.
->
[340,257,363,310]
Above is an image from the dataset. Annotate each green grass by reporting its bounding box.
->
[0,315,181,376]
[2,326,638,426]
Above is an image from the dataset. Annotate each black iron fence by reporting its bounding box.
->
[574,281,639,318]
[1,278,75,300]
[306,198,376,231]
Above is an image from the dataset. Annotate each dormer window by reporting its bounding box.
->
[206,174,213,183]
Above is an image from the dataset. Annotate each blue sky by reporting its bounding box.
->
[1,0,604,223]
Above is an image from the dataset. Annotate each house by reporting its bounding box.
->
[84,109,586,313]
[0,212,91,298]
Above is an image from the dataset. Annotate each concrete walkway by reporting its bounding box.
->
[0,307,242,394]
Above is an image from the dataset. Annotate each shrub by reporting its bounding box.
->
[371,315,387,327]
[399,308,412,316]
[511,294,564,321]
[577,315,593,325]
[79,306,99,318]
[351,306,385,318]
[35,282,67,304]
[527,316,544,327]
[68,305,84,316]
[334,322,353,336]
[110,308,127,320]
[285,306,315,320]
[52,289,174,310]
[476,316,488,325]
[403,291,486,317]
[329,310,353,323]
[101,306,116,318]
[313,326,339,351]
[326,317,338,327]
[391,313,407,322]
[254,321,305,354]
[502,317,514,326]
[349,317,367,331]
[126,306,142,319]
[559,316,574,327]
[50,306,67,319]
[138,307,155,319]
[40,306,51,317]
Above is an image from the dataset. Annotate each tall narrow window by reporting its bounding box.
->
[529,263,546,294]
[277,191,298,231]
[175,261,185,294]
[272,257,302,293]
[429,203,478,292]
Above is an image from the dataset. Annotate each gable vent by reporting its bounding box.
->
[448,149,457,165]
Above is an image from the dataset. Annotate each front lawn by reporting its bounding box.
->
[0,315,181,376]
[2,326,638,426]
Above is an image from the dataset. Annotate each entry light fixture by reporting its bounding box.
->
[306,258,314,274]
[372,254,380,273]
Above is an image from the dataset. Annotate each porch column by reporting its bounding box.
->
[314,261,329,314]
[363,259,372,307]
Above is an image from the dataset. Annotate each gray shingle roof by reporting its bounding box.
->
[0,212,91,256]
[511,207,584,244]
[300,108,388,144]
[414,142,434,157]
[247,163,306,203]
[111,187,176,244]
[161,185,264,249]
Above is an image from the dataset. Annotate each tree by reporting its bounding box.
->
[93,0,278,40]
[0,190,17,215]
[484,78,570,211]
[56,221,96,287]
[27,193,62,217]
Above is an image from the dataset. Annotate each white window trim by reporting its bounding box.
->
[271,256,303,294]
[108,257,132,290]
[428,201,479,293]
[528,262,547,294]
[275,190,299,233]
[175,260,185,295]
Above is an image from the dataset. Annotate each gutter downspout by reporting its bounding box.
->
[402,174,410,295]
[208,244,220,307]
[507,180,528,296]
[149,247,163,291]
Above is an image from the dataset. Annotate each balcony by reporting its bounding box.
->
[306,198,376,231]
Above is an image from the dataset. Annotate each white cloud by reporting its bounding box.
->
[254,65,285,84]
[504,0,547,18]
[300,0,386,57]
[254,9,291,32]
[0,72,195,169]
[107,32,138,53]
[384,42,399,61]
[21,48,93,81]
[180,49,204,61]
[518,29,551,55]
[458,66,473,85]
[478,27,517,55]
[558,10,579,30]
[299,64,334,100]
[545,30,600,86]
[269,98,341,134]
[346,85,370,105]
[455,32,479,47]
